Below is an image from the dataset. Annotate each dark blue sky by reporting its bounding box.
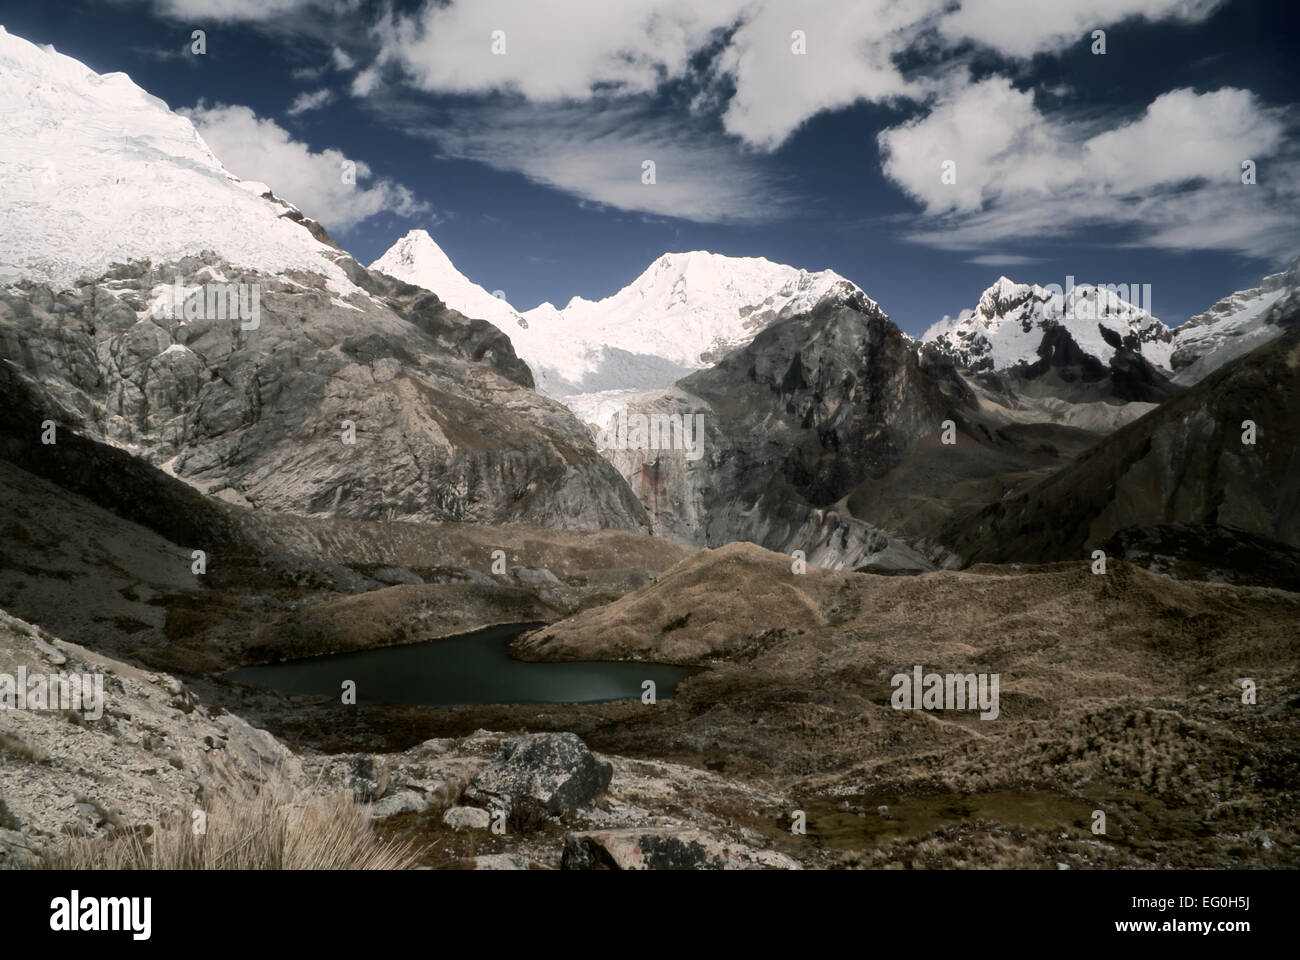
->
[4,0,1297,333]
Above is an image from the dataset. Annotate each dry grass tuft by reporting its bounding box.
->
[41,776,421,870]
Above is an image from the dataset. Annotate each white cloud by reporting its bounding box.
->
[351,68,380,97]
[1082,88,1285,192]
[878,83,1295,258]
[936,0,1225,59]
[330,46,355,70]
[287,88,334,115]
[879,76,1059,214]
[372,0,1231,150]
[713,0,947,149]
[182,103,430,231]
[379,0,750,101]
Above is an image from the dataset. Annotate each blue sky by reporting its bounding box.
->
[3,0,1297,334]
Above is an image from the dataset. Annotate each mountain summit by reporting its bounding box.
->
[371,236,867,399]
[370,229,529,333]
[1168,255,1300,384]
[922,276,1174,374]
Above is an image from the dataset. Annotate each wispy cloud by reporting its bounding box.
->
[965,254,1051,266]
[383,97,797,224]
[287,88,334,116]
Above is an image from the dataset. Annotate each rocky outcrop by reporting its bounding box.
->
[0,254,647,531]
[1100,523,1300,592]
[0,609,301,866]
[464,732,613,826]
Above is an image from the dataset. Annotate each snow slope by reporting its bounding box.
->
[923,276,1174,373]
[0,26,352,292]
[1168,256,1300,384]
[371,233,867,398]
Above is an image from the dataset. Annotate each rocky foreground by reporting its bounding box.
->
[0,609,797,870]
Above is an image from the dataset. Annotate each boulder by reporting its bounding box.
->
[441,806,491,831]
[511,566,561,586]
[464,732,612,827]
[562,827,800,871]
[472,853,539,870]
[371,566,425,586]
[561,828,726,870]
[369,790,426,818]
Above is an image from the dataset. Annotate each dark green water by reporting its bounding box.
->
[226,622,692,706]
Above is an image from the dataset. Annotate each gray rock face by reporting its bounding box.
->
[0,255,647,532]
[464,732,612,826]
[0,608,302,862]
[594,294,963,569]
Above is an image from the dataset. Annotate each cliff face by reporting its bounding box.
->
[592,294,966,569]
[0,255,648,532]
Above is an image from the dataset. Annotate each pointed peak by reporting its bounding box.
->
[398,228,438,247]
[985,275,1027,297]
[376,229,456,271]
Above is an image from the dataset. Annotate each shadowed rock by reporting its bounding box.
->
[464,732,612,827]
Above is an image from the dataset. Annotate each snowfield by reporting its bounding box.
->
[0,26,354,293]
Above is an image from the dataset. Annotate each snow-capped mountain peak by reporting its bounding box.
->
[370,234,869,400]
[515,250,869,396]
[924,276,1173,373]
[0,25,353,292]
[370,228,528,331]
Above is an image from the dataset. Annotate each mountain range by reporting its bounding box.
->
[2,25,1298,873]
[371,229,1299,423]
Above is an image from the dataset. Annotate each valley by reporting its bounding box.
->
[0,21,1296,875]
